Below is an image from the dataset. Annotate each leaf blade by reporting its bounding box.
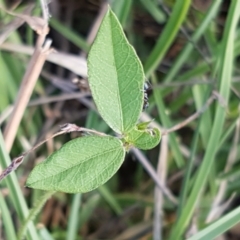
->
[125,125,161,150]
[88,8,145,134]
[26,136,125,193]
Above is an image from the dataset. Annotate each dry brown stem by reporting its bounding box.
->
[3,8,51,151]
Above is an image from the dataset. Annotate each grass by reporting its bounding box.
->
[1,0,240,239]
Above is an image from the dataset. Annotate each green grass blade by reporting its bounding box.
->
[192,85,213,148]
[49,18,90,52]
[98,185,122,215]
[187,207,240,240]
[17,191,54,240]
[0,55,14,111]
[0,131,40,240]
[140,0,166,23]
[163,0,222,83]
[218,118,239,149]
[144,0,191,77]
[0,192,17,240]
[38,228,55,240]
[177,122,200,217]
[177,61,211,82]
[110,0,133,27]
[79,194,100,229]
[169,1,240,238]
[152,73,184,167]
[175,32,240,84]
[66,193,82,240]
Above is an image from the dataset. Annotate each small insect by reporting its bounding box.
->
[72,77,90,92]
[143,82,149,110]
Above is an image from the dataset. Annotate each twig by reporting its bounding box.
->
[153,134,168,240]
[162,94,216,135]
[28,92,91,106]
[131,148,178,205]
[0,123,107,182]
[0,156,24,181]
[22,123,106,156]
[41,72,96,110]
[40,0,50,22]
[141,91,220,138]
[59,123,107,136]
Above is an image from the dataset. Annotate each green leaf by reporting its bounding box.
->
[26,136,125,193]
[88,8,145,134]
[124,123,161,150]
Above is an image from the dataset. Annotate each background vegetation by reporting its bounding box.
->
[0,0,240,239]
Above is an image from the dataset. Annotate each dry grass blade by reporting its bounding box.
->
[0,43,87,77]
[3,4,51,151]
[154,135,168,240]
[206,117,240,223]
[0,5,49,35]
[0,4,35,45]
[3,41,52,151]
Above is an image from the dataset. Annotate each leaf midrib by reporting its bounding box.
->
[29,145,124,184]
[109,12,124,133]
